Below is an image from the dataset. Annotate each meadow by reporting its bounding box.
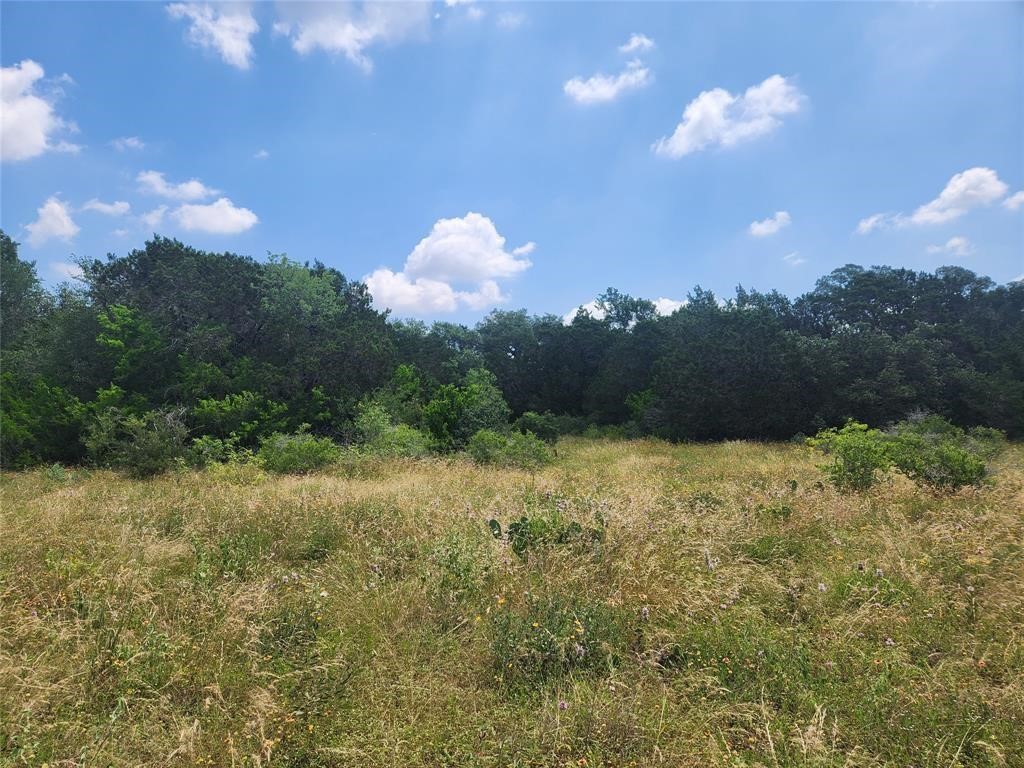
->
[1,438,1022,767]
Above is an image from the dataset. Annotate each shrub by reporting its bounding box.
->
[188,435,233,467]
[467,429,552,471]
[423,368,511,451]
[887,415,1000,490]
[83,408,189,479]
[514,411,559,444]
[808,421,892,491]
[490,594,628,686]
[354,401,433,457]
[489,511,605,560]
[192,391,288,446]
[257,429,341,474]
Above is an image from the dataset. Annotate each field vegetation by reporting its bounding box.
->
[2,437,1022,767]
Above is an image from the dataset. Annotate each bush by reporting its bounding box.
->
[514,411,559,444]
[188,435,233,467]
[257,430,341,474]
[192,391,288,446]
[808,421,892,491]
[368,423,433,458]
[84,407,189,478]
[423,368,511,451]
[467,429,552,471]
[887,415,1000,490]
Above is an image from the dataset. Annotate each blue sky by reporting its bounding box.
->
[2,1,1022,322]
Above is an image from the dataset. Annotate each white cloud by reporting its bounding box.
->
[274,2,430,73]
[365,212,531,314]
[1,59,80,162]
[141,205,169,230]
[858,167,1011,232]
[782,251,806,267]
[166,3,259,70]
[253,148,270,159]
[908,167,1007,225]
[1002,190,1024,211]
[466,5,485,21]
[172,197,258,234]
[404,212,531,283]
[563,296,685,324]
[619,33,654,54]
[856,212,893,235]
[496,11,525,30]
[49,261,83,281]
[137,169,218,201]
[26,197,79,247]
[653,74,804,158]
[110,136,145,151]
[749,210,791,237]
[82,199,130,216]
[112,228,129,237]
[926,236,973,258]
[653,297,685,315]
[564,59,651,105]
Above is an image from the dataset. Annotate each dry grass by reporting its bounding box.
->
[1,438,1022,767]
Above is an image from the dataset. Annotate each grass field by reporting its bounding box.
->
[2,438,1022,767]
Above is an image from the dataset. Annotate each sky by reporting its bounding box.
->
[2,1,1022,323]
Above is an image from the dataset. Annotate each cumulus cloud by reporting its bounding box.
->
[26,196,79,247]
[652,74,804,159]
[564,59,651,105]
[926,236,973,258]
[619,33,655,54]
[782,251,806,267]
[82,199,130,216]
[137,169,218,201]
[653,297,685,315]
[1,59,80,162]
[859,167,1011,232]
[110,136,145,151]
[365,212,531,314]
[167,3,259,70]
[172,197,258,234]
[273,2,430,73]
[253,148,270,159]
[749,210,791,237]
[1002,190,1024,211]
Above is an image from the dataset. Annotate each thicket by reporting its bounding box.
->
[2,230,1021,475]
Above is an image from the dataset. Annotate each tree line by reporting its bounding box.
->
[1,229,1021,468]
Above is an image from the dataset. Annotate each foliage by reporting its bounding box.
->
[887,414,1002,490]
[423,368,511,451]
[84,406,190,478]
[513,410,560,443]
[192,391,288,445]
[808,421,893,491]
[257,429,342,474]
[466,429,552,471]
[489,509,605,560]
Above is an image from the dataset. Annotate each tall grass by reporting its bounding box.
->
[1,438,1021,766]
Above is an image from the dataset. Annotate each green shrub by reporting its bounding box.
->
[423,368,511,451]
[355,402,433,457]
[887,415,999,490]
[257,430,341,474]
[490,594,628,686]
[467,429,552,471]
[84,406,189,478]
[808,421,892,491]
[188,435,233,467]
[191,391,288,446]
[514,411,559,444]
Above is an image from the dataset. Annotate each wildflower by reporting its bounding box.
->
[558,700,569,710]
[640,606,650,621]
[474,614,482,623]
[966,585,975,593]
[884,637,895,647]
[319,590,329,597]
[977,659,987,669]
[818,582,827,592]
[875,567,884,577]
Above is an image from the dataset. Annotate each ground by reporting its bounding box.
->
[1,439,1022,767]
